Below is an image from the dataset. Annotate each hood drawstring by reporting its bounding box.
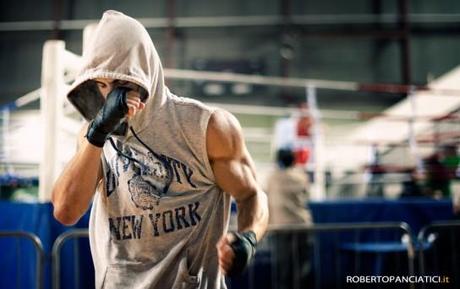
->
[108,126,174,196]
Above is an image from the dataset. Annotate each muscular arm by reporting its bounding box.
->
[208,109,269,275]
[51,123,103,225]
[51,88,143,225]
[207,109,269,240]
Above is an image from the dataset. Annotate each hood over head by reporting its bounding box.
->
[67,10,167,133]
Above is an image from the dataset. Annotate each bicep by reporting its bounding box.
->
[212,149,260,202]
[207,110,269,237]
[207,110,260,201]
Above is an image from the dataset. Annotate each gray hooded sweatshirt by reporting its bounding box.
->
[67,10,230,289]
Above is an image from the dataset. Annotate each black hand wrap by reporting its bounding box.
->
[228,231,257,276]
[86,87,129,147]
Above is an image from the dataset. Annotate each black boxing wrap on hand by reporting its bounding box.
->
[227,230,257,276]
[86,87,129,147]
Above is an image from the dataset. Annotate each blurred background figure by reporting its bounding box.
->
[266,148,313,289]
[423,145,459,199]
[399,168,424,198]
[366,144,385,197]
[267,148,312,225]
[294,103,313,166]
[273,103,313,168]
[423,152,451,198]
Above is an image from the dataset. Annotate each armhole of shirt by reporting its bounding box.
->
[98,149,109,200]
[201,107,217,185]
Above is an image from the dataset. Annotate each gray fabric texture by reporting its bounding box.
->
[66,10,230,289]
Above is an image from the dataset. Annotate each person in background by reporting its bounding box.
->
[438,145,460,214]
[366,144,385,197]
[399,168,424,198]
[267,148,312,225]
[266,148,313,289]
[424,151,451,198]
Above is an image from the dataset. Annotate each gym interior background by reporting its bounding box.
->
[1,1,460,289]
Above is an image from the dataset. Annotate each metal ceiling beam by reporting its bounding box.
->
[0,14,459,32]
[398,0,412,84]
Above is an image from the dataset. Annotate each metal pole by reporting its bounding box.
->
[52,229,89,289]
[0,231,45,289]
[306,85,325,200]
[2,109,10,169]
[407,88,423,173]
[398,0,412,84]
[2,14,460,31]
[165,0,177,69]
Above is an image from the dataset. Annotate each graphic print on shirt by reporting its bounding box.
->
[106,140,197,210]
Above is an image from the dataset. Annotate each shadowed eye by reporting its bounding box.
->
[96,81,107,89]
[114,80,129,86]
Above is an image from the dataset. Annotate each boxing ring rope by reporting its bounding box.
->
[165,68,358,91]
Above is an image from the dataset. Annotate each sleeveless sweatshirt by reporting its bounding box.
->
[65,10,231,289]
[91,93,231,289]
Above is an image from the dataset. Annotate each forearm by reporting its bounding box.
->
[51,140,102,225]
[236,189,269,242]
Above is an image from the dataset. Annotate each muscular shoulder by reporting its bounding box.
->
[206,109,244,161]
[170,94,210,111]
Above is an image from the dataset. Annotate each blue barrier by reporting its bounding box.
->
[309,197,454,233]
[0,199,456,289]
[0,201,90,289]
[0,231,45,289]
